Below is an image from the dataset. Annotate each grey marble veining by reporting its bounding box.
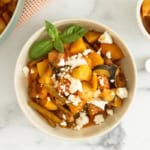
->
[0,0,150,149]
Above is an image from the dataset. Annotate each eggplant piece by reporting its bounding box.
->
[93,64,118,80]
[93,65,110,77]
[115,71,127,88]
[93,64,121,88]
[109,65,119,87]
[54,65,71,79]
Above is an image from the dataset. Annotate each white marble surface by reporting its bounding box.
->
[0,0,150,149]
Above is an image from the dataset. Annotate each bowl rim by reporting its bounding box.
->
[14,18,137,140]
[0,0,24,43]
[136,0,150,39]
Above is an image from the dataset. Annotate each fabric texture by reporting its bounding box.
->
[17,0,50,27]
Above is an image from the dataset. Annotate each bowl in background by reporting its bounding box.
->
[0,0,24,44]
[136,0,150,39]
[14,19,137,140]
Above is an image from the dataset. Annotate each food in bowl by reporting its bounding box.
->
[23,21,128,131]
[140,0,150,33]
[0,0,18,34]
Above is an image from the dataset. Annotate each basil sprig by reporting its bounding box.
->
[29,21,88,60]
[59,24,88,43]
[45,20,58,41]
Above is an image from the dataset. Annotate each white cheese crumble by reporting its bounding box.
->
[106,51,112,59]
[69,77,83,93]
[97,48,101,55]
[57,53,87,69]
[94,114,104,125]
[116,88,128,99]
[68,95,81,106]
[99,78,105,86]
[30,68,35,74]
[93,90,101,98]
[47,96,51,101]
[64,91,69,96]
[82,49,93,56]
[62,114,66,120]
[74,112,89,130]
[57,58,65,66]
[65,53,87,69]
[60,120,67,127]
[89,99,108,110]
[22,66,29,77]
[110,79,115,83]
[98,31,113,44]
[106,109,114,116]
[35,94,40,98]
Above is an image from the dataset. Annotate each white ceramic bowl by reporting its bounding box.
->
[136,0,150,39]
[14,19,136,140]
[0,0,24,44]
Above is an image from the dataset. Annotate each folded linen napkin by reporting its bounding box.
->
[17,0,50,27]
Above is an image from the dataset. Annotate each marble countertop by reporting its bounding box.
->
[0,0,150,149]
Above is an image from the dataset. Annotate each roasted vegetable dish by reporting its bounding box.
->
[0,0,17,34]
[141,0,150,33]
[23,21,128,130]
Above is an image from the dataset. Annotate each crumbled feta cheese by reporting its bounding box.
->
[74,112,89,130]
[116,88,128,99]
[51,74,56,79]
[110,79,115,83]
[64,74,71,79]
[106,109,114,116]
[106,51,111,59]
[98,31,113,44]
[22,66,29,77]
[82,49,93,56]
[97,48,101,55]
[36,94,40,98]
[57,72,66,78]
[65,53,87,69]
[89,99,108,110]
[94,114,104,125]
[69,77,82,93]
[93,90,101,98]
[58,58,65,66]
[30,68,35,74]
[47,96,51,101]
[54,80,59,88]
[68,95,81,106]
[66,100,70,104]
[64,91,69,96]
[60,120,67,126]
[99,78,105,86]
[62,114,66,120]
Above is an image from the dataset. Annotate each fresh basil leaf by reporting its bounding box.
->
[54,38,64,52]
[60,24,88,43]
[29,40,53,60]
[45,20,58,41]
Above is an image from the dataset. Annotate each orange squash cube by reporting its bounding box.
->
[101,43,124,60]
[88,52,104,68]
[85,31,101,43]
[71,65,92,81]
[70,38,87,54]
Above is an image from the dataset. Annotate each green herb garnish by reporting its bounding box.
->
[59,24,88,43]
[29,21,88,60]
